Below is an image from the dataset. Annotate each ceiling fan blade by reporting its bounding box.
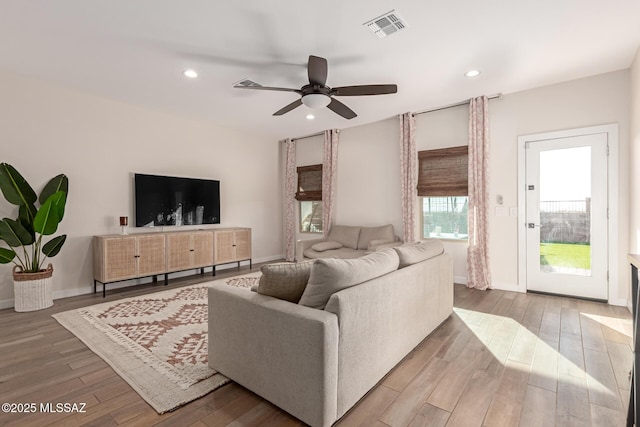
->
[327,98,357,120]
[331,84,398,96]
[308,55,328,86]
[273,99,303,116]
[234,85,302,94]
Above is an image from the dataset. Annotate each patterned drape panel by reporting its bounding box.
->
[467,96,492,290]
[399,112,417,243]
[283,139,297,261]
[322,129,339,237]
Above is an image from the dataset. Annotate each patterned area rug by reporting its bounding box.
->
[52,272,262,414]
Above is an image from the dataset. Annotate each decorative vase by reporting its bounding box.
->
[13,263,54,312]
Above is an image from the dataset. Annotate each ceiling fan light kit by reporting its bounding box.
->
[233,55,397,120]
[301,93,331,109]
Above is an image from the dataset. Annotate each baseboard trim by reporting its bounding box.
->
[454,276,467,285]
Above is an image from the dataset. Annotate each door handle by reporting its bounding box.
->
[528,223,541,228]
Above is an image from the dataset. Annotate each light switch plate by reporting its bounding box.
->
[495,207,508,217]
[510,207,518,217]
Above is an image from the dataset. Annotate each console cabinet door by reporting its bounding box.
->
[166,233,193,271]
[101,237,137,282]
[213,229,251,264]
[214,230,236,264]
[192,231,214,268]
[234,229,251,261]
[136,234,166,276]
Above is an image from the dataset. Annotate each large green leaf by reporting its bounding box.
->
[0,247,16,264]
[52,191,66,221]
[42,235,66,257]
[39,174,68,205]
[0,218,34,246]
[19,203,36,231]
[33,196,61,236]
[0,163,37,207]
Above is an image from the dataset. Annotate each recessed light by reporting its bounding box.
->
[183,69,198,79]
[465,70,481,78]
[306,114,315,120]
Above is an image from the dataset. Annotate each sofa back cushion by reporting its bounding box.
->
[357,224,396,250]
[257,260,315,303]
[299,248,399,309]
[327,225,361,250]
[393,239,445,268]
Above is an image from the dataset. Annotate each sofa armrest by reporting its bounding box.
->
[208,284,339,427]
[296,237,327,262]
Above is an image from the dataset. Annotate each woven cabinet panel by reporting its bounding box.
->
[137,234,166,276]
[104,237,137,281]
[192,231,214,267]
[214,230,235,264]
[234,229,251,260]
[166,233,192,271]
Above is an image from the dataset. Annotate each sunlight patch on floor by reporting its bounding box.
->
[454,307,627,403]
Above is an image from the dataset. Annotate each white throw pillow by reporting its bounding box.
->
[311,241,343,252]
[299,248,399,309]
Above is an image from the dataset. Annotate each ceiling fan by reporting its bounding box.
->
[233,55,397,119]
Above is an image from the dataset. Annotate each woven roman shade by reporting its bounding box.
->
[417,146,468,196]
[295,164,322,201]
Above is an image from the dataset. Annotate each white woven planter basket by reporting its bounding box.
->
[13,264,54,312]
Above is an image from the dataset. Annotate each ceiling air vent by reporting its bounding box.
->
[364,10,408,39]
[233,78,262,88]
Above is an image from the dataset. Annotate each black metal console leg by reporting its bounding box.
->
[212,265,216,277]
[250,259,252,269]
[164,273,168,286]
[103,283,106,298]
[94,280,97,294]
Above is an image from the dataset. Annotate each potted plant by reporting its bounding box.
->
[0,163,68,312]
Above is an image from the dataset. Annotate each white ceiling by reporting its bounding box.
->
[1,1,639,140]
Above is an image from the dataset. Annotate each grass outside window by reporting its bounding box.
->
[539,243,591,271]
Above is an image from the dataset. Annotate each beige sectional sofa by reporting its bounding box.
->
[208,240,453,427]
[296,224,401,261]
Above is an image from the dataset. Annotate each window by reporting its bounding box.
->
[422,197,468,239]
[417,146,468,240]
[296,165,323,233]
[300,201,323,233]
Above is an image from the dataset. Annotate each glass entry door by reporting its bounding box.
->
[525,133,608,300]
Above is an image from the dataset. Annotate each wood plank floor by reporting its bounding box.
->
[0,267,633,427]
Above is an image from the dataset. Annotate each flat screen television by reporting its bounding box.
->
[134,173,220,227]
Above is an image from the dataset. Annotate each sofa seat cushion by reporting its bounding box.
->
[357,224,396,250]
[394,239,445,268]
[257,260,315,303]
[327,225,361,250]
[299,248,400,309]
[303,247,367,260]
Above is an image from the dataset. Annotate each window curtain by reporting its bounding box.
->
[399,112,417,243]
[322,129,339,237]
[467,96,492,290]
[283,138,297,261]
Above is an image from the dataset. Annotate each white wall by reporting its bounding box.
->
[294,70,631,304]
[630,47,640,256]
[293,119,403,244]
[491,70,630,304]
[414,106,470,282]
[631,47,640,309]
[0,72,282,308]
